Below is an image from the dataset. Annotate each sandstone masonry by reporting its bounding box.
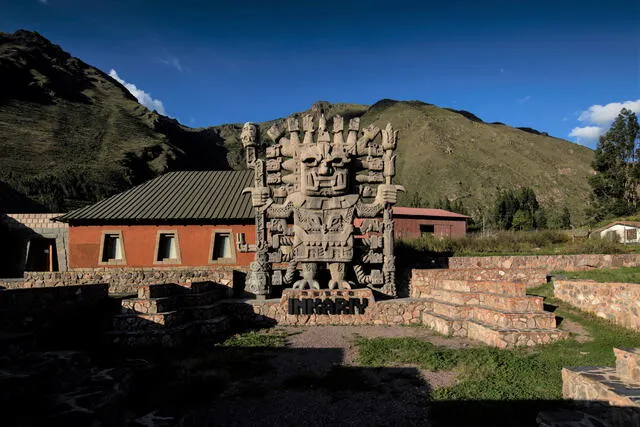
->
[0,267,243,295]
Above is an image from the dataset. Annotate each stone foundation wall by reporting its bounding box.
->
[554,279,640,331]
[449,254,640,271]
[0,267,245,295]
[0,283,109,333]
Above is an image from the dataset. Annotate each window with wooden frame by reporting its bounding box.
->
[210,230,235,263]
[99,231,125,265]
[626,228,638,241]
[154,231,181,264]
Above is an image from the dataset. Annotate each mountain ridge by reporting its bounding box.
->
[0,30,594,223]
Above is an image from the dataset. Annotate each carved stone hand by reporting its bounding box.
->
[361,124,381,141]
[250,187,270,207]
[375,184,405,205]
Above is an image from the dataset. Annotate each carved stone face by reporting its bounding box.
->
[241,122,257,147]
[300,142,350,196]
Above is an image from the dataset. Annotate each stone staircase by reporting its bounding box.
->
[537,348,640,426]
[411,268,549,298]
[108,280,231,347]
[420,279,567,348]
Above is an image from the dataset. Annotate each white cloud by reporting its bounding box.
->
[578,99,640,125]
[108,69,167,116]
[518,95,531,104]
[569,126,604,142]
[161,56,183,72]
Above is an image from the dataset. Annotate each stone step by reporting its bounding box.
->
[107,316,230,347]
[472,306,556,330]
[614,347,640,384]
[563,366,640,407]
[466,319,567,348]
[436,279,527,296]
[106,324,188,348]
[121,297,172,314]
[178,290,225,307]
[0,331,36,355]
[537,406,640,427]
[421,311,467,337]
[428,288,544,311]
[194,316,231,338]
[422,268,549,288]
[180,280,229,296]
[112,311,182,331]
[183,302,226,321]
[429,299,473,320]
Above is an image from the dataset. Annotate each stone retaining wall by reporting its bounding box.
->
[554,279,640,331]
[449,254,640,271]
[0,267,245,295]
[0,283,109,333]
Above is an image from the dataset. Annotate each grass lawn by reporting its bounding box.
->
[553,266,640,283]
[118,282,640,426]
[355,282,640,425]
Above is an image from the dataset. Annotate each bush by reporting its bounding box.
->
[396,229,630,257]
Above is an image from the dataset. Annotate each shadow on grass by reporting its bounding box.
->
[106,340,640,427]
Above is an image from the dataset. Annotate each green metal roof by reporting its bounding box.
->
[56,170,254,223]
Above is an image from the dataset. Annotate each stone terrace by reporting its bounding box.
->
[108,280,231,347]
[419,278,566,348]
[537,348,640,426]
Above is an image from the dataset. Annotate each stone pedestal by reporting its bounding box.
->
[282,288,374,316]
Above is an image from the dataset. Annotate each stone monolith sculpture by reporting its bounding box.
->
[242,114,403,298]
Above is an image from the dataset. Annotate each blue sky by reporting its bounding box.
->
[2,0,639,148]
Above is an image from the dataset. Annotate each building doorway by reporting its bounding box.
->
[25,238,58,272]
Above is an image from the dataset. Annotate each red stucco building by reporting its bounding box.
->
[54,171,468,270]
[55,171,256,269]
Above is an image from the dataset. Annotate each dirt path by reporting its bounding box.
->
[282,325,477,364]
[179,326,477,427]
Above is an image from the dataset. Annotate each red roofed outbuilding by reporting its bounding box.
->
[392,207,469,239]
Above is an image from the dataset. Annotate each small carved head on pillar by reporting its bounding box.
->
[241,122,258,148]
[241,122,258,168]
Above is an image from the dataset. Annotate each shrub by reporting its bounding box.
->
[396,229,630,258]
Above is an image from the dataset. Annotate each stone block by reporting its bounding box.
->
[431,300,472,319]
[120,297,172,314]
[112,311,182,331]
[563,366,640,407]
[615,348,640,384]
[137,284,172,299]
[472,306,555,329]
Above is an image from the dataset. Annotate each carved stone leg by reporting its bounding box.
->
[293,262,320,290]
[328,263,352,290]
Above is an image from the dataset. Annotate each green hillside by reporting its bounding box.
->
[0,30,231,211]
[0,30,594,223]
[214,99,594,223]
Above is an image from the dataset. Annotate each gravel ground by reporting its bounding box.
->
[183,325,477,426]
